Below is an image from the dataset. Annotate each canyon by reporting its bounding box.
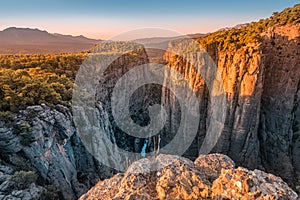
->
[0,5,300,200]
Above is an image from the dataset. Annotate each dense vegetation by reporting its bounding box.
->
[9,170,38,189]
[0,53,87,112]
[198,4,300,51]
[0,42,144,113]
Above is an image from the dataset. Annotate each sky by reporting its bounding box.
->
[0,0,299,39]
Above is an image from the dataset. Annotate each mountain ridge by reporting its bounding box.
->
[0,27,100,54]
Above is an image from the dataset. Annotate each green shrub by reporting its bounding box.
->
[9,170,38,189]
[41,184,60,200]
[20,137,36,146]
[13,156,36,172]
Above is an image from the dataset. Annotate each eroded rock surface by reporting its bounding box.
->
[79,154,298,200]
[162,22,300,187]
[0,105,114,200]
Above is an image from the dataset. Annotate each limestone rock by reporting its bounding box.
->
[0,183,45,200]
[80,154,297,200]
[0,105,113,200]
[162,22,300,188]
[79,174,124,200]
[212,167,298,199]
[194,153,235,181]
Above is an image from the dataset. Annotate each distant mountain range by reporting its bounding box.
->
[0,25,243,54]
[0,27,206,54]
[0,27,100,54]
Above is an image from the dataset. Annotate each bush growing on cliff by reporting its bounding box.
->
[13,156,37,172]
[9,170,38,189]
[41,184,61,200]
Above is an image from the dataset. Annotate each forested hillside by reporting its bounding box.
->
[0,53,86,112]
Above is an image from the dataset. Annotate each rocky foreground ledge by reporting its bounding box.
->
[79,154,298,200]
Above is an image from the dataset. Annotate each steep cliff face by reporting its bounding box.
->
[161,23,300,187]
[260,24,300,186]
[0,105,114,199]
[162,41,263,167]
[76,21,300,198]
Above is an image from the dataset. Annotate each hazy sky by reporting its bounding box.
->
[0,0,298,39]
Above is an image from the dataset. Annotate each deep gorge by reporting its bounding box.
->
[0,12,300,200]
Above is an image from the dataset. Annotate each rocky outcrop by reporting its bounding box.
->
[0,182,45,200]
[79,154,298,200]
[0,105,114,200]
[212,167,297,199]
